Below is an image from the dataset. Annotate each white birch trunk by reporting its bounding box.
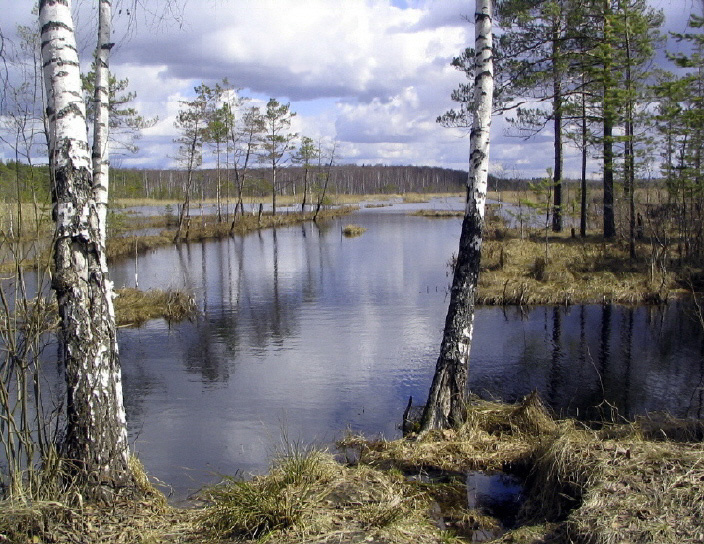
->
[419,0,493,432]
[40,0,130,494]
[93,0,112,245]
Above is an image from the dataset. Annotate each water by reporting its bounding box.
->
[103,202,704,500]
[466,471,523,540]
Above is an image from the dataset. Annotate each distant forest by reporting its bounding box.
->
[109,164,469,201]
[0,159,608,204]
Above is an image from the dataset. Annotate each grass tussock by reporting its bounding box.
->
[114,288,199,327]
[341,394,704,544]
[0,455,194,544]
[199,448,445,544]
[341,393,555,475]
[0,494,196,544]
[342,224,367,238]
[401,193,431,204]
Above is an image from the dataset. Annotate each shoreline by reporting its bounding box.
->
[2,395,702,543]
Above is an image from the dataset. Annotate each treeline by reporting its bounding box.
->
[106,164,469,200]
[0,156,617,205]
[0,161,50,204]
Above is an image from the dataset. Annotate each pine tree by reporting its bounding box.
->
[497,0,584,232]
[259,99,297,215]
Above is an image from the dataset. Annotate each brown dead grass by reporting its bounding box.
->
[342,224,367,237]
[411,209,464,218]
[114,288,199,327]
[477,234,678,305]
[2,396,703,544]
[341,395,704,544]
[198,450,447,544]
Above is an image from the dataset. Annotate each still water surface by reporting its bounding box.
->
[108,201,704,500]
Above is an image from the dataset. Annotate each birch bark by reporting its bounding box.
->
[92,0,112,245]
[40,0,131,493]
[419,0,493,432]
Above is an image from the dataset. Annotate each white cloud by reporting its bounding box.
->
[4,0,701,174]
[101,0,472,169]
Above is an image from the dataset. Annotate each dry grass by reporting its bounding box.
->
[477,234,679,305]
[411,209,464,218]
[567,440,704,543]
[341,395,704,544]
[0,491,199,544]
[342,224,367,238]
[0,202,53,239]
[199,448,452,544]
[2,397,702,544]
[0,456,200,544]
[104,207,357,261]
[401,193,431,203]
[114,288,199,327]
[341,394,555,475]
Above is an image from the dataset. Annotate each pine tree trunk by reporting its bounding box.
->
[272,165,278,215]
[551,22,563,233]
[580,89,588,238]
[40,0,131,495]
[419,0,493,432]
[602,0,616,239]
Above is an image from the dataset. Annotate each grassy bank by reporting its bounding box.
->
[112,192,462,210]
[3,396,702,543]
[477,233,679,305]
[105,206,357,261]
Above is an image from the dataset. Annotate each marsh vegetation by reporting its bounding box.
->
[2,396,702,543]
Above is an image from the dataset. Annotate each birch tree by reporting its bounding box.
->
[419,0,494,432]
[92,0,112,246]
[39,0,131,494]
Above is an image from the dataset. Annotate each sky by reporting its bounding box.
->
[0,0,701,178]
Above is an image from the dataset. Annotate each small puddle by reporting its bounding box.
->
[404,468,524,542]
[466,471,523,540]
